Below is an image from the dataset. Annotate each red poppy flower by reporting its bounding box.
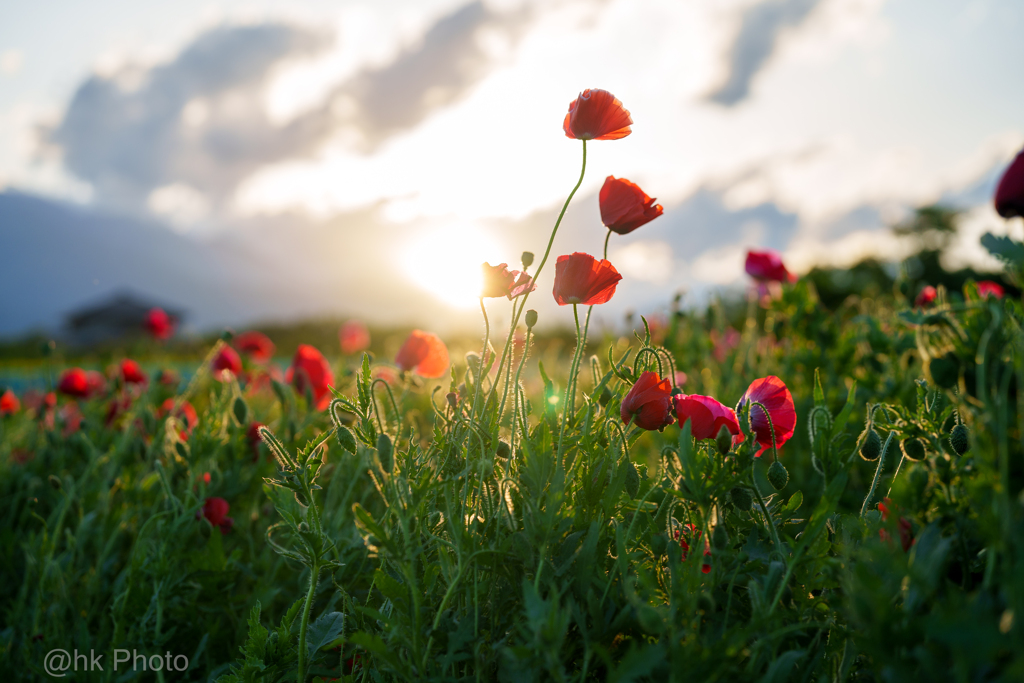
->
[395,330,450,378]
[995,148,1024,219]
[552,252,623,306]
[914,286,937,308]
[286,344,335,410]
[599,176,664,235]
[736,376,796,456]
[157,369,180,386]
[120,359,148,385]
[977,280,1005,299]
[211,346,243,381]
[85,371,106,397]
[339,320,371,355]
[58,368,91,398]
[235,331,275,363]
[745,250,796,283]
[878,499,914,552]
[0,389,19,415]
[105,394,132,427]
[145,307,175,340]
[197,497,234,534]
[675,524,711,573]
[159,398,199,436]
[247,421,265,461]
[620,371,675,430]
[563,89,633,141]
[481,262,535,300]
[59,402,83,436]
[674,394,740,441]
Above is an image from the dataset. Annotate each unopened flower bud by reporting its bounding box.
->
[525,309,538,328]
[221,328,235,342]
[598,386,613,406]
[715,424,732,455]
[859,427,882,461]
[730,486,753,511]
[900,437,926,462]
[767,461,789,490]
[495,439,510,459]
[521,251,534,268]
[446,391,459,409]
[377,433,394,473]
[949,424,970,456]
[671,387,684,396]
[48,475,62,490]
[712,524,729,550]
[624,461,640,499]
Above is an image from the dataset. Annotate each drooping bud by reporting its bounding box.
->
[859,427,882,461]
[715,424,733,455]
[221,328,235,342]
[900,437,926,462]
[335,425,357,453]
[624,461,640,499]
[730,486,753,511]
[446,391,459,409]
[377,433,394,472]
[521,251,535,268]
[48,475,62,490]
[949,424,970,456]
[495,440,511,459]
[525,309,538,328]
[767,461,789,490]
[232,396,249,424]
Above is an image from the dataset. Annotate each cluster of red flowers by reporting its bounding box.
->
[621,371,796,456]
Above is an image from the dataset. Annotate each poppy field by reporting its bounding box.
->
[3,89,1024,682]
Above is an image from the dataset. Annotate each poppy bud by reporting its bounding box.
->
[671,386,684,396]
[715,424,732,455]
[48,475,62,490]
[859,427,882,461]
[926,354,960,389]
[712,524,729,550]
[900,437,926,462]
[232,397,249,424]
[767,461,789,490]
[730,486,753,511]
[335,425,357,454]
[446,391,459,408]
[525,309,538,328]
[598,386,613,406]
[495,440,510,460]
[624,461,640,499]
[949,424,970,456]
[221,328,235,342]
[377,433,394,473]
[521,251,534,268]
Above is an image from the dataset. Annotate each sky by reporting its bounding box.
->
[1,0,1023,336]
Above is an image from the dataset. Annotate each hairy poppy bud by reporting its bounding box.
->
[495,440,510,460]
[525,309,538,328]
[671,386,684,396]
[232,397,249,424]
[48,475,62,490]
[624,461,640,499]
[377,433,394,472]
[335,425,357,453]
[767,461,789,490]
[926,353,959,389]
[716,424,733,455]
[859,427,882,461]
[598,386,613,406]
[900,437,926,462]
[949,424,970,456]
[221,328,235,342]
[446,392,458,409]
[521,251,534,268]
[730,486,753,511]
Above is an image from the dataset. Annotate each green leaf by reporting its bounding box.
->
[784,490,803,513]
[232,396,249,424]
[305,611,345,659]
[813,368,825,407]
[830,380,857,440]
[981,232,1024,267]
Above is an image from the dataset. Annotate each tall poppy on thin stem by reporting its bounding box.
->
[621,372,675,431]
[674,394,740,441]
[735,376,796,457]
[994,148,1024,219]
[977,280,1005,299]
[0,389,19,415]
[481,262,535,300]
[552,252,623,306]
[286,344,335,410]
[145,308,175,340]
[600,176,663,236]
[563,89,633,141]
[234,331,275,363]
[211,346,243,381]
[395,330,449,379]
[745,250,796,283]
[120,359,147,385]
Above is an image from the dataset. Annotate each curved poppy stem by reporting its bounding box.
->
[494,139,588,421]
[471,297,489,424]
[746,400,779,463]
[558,303,586,460]
[603,229,612,260]
[508,324,534,456]
[861,430,895,517]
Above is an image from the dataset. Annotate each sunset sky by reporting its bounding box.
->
[1,0,1023,335]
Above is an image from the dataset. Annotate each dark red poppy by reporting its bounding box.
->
[736,376,796,456]
[620,371,674,430]
[977,280,1005,299]
[481,262,535,300]
[85,371,106,397]
[58,368,90,398]
[395,330,450,378]
[60,402,83,436]
[599,176,663,235]
[105,394,132,427]
[211,346,243,381]
[235,331,275,363]
[878,498,914,552]
[145,308,175,340]
[120,359,148,385]
[745,250,796,283]
[159,398,199,436]
[552,252,622,306]
[339,320,371,355]
[674,394,740,441]
[247,421,265,461]
[994,148,1024,218]
[563,89,633,141]
[675,524,711,573]
[286,344,335,410]
[197,497,234,534]
[914,286,937,308]
[0,389,19,415]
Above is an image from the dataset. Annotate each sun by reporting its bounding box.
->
[400,224,506,309]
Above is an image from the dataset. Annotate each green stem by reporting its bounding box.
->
[860,431,894,517]
[557,303,586,458]
[297,560,321,683]
[471,297,489,424]
[603,229,612,260]
[751,463,782,552]
[508,326,534,456]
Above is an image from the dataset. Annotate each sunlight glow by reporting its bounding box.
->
[400,224,505,309]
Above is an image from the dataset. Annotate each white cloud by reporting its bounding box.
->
[0,50,24,75]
